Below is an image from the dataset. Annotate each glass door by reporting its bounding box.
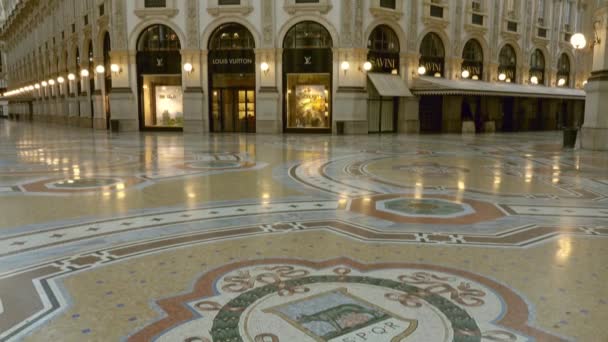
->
[211,88,256,133]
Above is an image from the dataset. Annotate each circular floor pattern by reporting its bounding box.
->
[186,160,245,169]
[46,178,121,189]
[132,259,561,342]
[377,198,474,218]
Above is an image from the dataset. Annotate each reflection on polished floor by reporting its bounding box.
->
[1,120,607,342]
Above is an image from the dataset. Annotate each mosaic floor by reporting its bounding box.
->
[0,120,607,342]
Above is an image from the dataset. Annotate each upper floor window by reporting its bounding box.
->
[367,25,399,53]
[295,0,319,3]
[283,21,332,49]
[380,0,396,9]
[137,24,181,51]
[145,0,166,7]
[564,1,573,30]
[537,0,545,23]
[218,0,241,4]
[209,23,255,50]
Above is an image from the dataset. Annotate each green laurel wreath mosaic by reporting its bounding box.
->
[210,275,481,342]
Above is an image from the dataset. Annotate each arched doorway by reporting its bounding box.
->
[103,32,112,129]
[208,23,256,133]
[461,39,483,80]
[557,53,570,87]
[366,25,399,133]
[529,49,545,85]
[282,21,333,132]
[419,33,445,77]
[75,48,81,94]
[136,24,183,130]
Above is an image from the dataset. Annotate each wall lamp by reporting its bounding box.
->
[34,83,40,89]
[260,62,269,75]
[461,70,470,79]
[41,81,48,87]
[48,79,56,86]
[67,73,76,81]
[362,61,372,72]
[417,66,427,76]
[57,76,65,84]
[110,64,121,75]
[341,61,350,75]
[530,76,539,85]
[80,69,90,77]
[183,63,194,74]
[95,65,105,74]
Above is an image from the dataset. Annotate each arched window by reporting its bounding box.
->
[367,25,399,53]
[137,24,181,51]
[88,41,94,67]
[462,39,483,80]
[283,21,332,49]
[529,49,545,85]
[498,44,516,82]
[367,25,400,73]
[419,33,445,77]
[557,53,570,87]
[209,23,255,50]
[103,33,111,73]
[75,48,80,70]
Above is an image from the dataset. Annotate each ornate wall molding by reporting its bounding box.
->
[186,0,200,49]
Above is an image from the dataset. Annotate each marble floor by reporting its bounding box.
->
[0,120,607,342]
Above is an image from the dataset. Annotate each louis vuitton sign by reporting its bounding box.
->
[209,50,255,74]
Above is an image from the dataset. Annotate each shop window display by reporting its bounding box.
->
[286,74,330,129]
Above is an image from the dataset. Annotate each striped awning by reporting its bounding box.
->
[411,76,586,100]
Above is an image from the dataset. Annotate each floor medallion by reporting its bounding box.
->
[130,258,564,342]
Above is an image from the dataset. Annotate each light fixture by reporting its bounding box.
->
[530,76,539,85]
[260,62,269,75]
[57,76,65,84]
[434,72,441,78]
[498,73,507,81]
[583,80,588,86]
[417,66,426,75]
[461,70,470,79]
[341,61,350,75]
[42,81,48,87]
[557,78,566,86]
[67,73,76,81]
[506,78,512,83]
[95,65,105,74]
[391,69,398,75]
[110,64,121,74]
[81,69,90,77]
[570,33,587,50]
[48,79,56,86]
[472,75,479,80]
[34,83,40,89]
[363,61,372,71]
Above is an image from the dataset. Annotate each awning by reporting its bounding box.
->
[367,73,413,97]
[411,76,586,100]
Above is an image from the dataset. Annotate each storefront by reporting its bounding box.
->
[366,25,400,133]
[418,32,445,133]
[498,44,517,131]
[282,21,333,133]
[102,32,111,130]
[460,39,484,132]
[136,24,183,130]
[208,23,256,133]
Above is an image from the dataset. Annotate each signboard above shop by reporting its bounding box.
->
[209,50,255,74]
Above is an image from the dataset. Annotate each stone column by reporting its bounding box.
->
[582,1,608,150]
[399,52,420,134]
[256,48,281,133]
[333,48,368,134]
[108,50,138,131]
[182,49,206,133]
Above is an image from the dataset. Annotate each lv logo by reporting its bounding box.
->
[156,58,164,67]
[304,56,312,65]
